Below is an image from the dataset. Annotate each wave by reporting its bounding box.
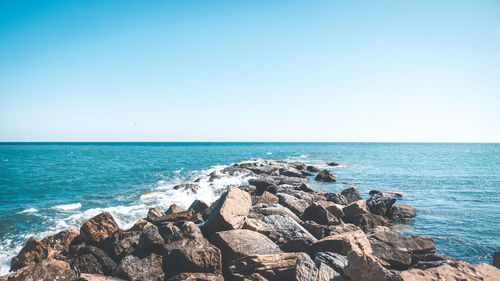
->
[18,208,37,214]
[50,203,82,211]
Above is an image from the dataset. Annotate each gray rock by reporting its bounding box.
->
[341,186,363,204]
[314,252,348,275]
[262,215,317,253]
[315,170,338,182]
[114,253,164,281]
[278,193,310,216]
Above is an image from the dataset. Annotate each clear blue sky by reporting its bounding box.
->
[1,0,499,142]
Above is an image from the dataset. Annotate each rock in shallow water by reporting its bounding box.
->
[389,205,417,222]
[315,170,338,182]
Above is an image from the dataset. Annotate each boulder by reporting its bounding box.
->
[351,213,388,231]
[173,183,200,193]
[306,165,321,173]
[340,187,362,204]
[316,200,344,219]
[248,203,301,223]
[262,215,317,253]
[279,167,304,178]
[256,191,279,206]
[114,253,164,281]
[312,230,372,256]
[271,175,309,186]
[328,223,362,235]
[166,204,184,214]
[327,162,340,166]
[300,221,331,240]
[275,188,326,205]
[73,254,106,275]
[178,221,204,240]
[162,238,222,278]
[80,211,120,245]
[367,227,436,270]
[248,178,277,194]
[342,200,369,222]
[5,259,76,281]
[158,222,183,243]
[366,194,397,216]
[166,273,224,281]
[201,187,252,235]
[103,230,140,261]
[316,262,338,281]
[73,245,117,275]
[369,190,403,198]
[302,203,340,225]
[242,217,272,236]
[389,205,417,222]
[151,210,201,225]
[314,252,347,275]
[228,253,318,281]
[400,260,500,281]
[147,208,165,222]
[10,237,58,271]
[128,219,148,232]
[325,192,348,205]
[78,273,125,281]
[278,193,309,216]
[138,223,164,253]
[41,230,79,257]
[301,170,313,177]
[289,162,307,170]
[211,229,282,267]
[188,199,209,214]
[344,251,402,281]
[299,183,315,193]
[315,170,337,182]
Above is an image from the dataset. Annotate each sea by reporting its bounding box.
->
[0,142,499,275]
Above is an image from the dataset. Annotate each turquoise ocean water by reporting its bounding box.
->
[0,142,499,275]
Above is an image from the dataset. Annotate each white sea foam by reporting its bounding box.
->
[299,154,308,158]
[266,152,272,155]
[18,208,38,214]
[50,203,82,211]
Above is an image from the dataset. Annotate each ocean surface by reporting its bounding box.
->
[0,142,499,275]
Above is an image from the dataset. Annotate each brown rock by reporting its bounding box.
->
[166,204,184,214]
[248,178,278,194]
[306,165,321,173]
[400,260,500,281]
[103,230,140,261]
[211,229,282,267]
[316,200,344,219]
[242,217,271,236]
[249,203,301,223]
[162,238,222,278]
[166,273,224,281]
[389,205,417,222]
[201,187,252,235]
[41,230,79,257]
[315,170,337,182]
[278,193,309,216]
[10,237,58,271]
[80,211,120,245]
[344,251,402,281]
[151,210,201,225]
[342,200,369,222]
[147,208,165,222]
[127,219,148,232]
[302,203,340,225]
[6,259,76,281]
[138,223,164,253]
[341,186,362,204]
[114,253,164,281]
[256,191,279,206]
[78,273,125,281]
[188,199,210,214]
[73,245,117,275]
[316,262,338,281]
[313,230,372,256]
[351,213,388,231]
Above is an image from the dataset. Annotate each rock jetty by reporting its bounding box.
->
[2,159,499,281]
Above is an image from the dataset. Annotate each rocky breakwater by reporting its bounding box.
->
[2,159,500,281]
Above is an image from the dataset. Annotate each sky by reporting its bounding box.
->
[0,0,499,142]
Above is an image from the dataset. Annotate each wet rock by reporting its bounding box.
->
[400,260,500,281]
[173,183,200,193]
[248,203,301,223]
[10,237,62,272]
[312,230,373,256]
[315,170,337,182]
[344,251,402,281]
[389,205,417,222]
[166,273,224,281]
[278,193,309,216]
[147,208,165,222]
[138,223,164,253]
[351,213,388,231]
[228,252,318,281]
[316,200,344,219]
[256,191,279,206]
[188,199,209,214]
[302,203,340,225]
[41,230,79,257]
[6,259,76,281]
[103,230,140,262]
[306,165,321,173]
[366,194,397,216]
[80,212,120,245]
[166,204,184,214]
[340,186,362,204]
[342,200,369,222]
[211,229,282,267]
[325,192,349,206]
[162,238,222,278]
[114,253,164,281]
[279,167,304,178]
[201,187,252,235]
[327,162,340,166]
[262,215,317,253]
[248,178,278,194]
[314,252,347,275]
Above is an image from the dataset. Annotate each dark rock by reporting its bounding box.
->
[316,200,344,219]
[6,259,76,281]
[302,203,340,225]
[299,183,315,193]
[275,188,326,205]
[173,183,200,193]
[41,230,79,257]
[340,186,362,204]
[147,208,165,222]
[248,203,301,223]
[248,178,278,194]
[306,165,321,173]
[325,192,349,205]
[300,221,331,240]
[369,190,403,198]
[312,230,373,256]
[342,200,369,222]
[188,199,209,214]
[162,238,222,278]
[314,251,348,275]
[279,167,305,178]
[278,193,309,216]
[494,251,500,269]
[10,237,58,271]
[262,215,317,254]
[151,210,201,225]
[114,253,164,281]
[158,223,183,243]
[289,162,307,170]
[328,223,362,235]
[351,213,388,231]
[80,212,120,245]
[77,245,117,275]
[256,191,279,206]
[410,260,452,270]
[127,219,148,232]
[211,229,282,267]
[104,230,140,261]
[166,273,224,281]
[327,162,340,166]
[179,221,204,240]
[138,223,164,253]
[166,204,184,214]
[315,170,337,182]
[301,170,314,177]
[201,187,252,235]
[366,194,397,216]
[72,254,105,275]
[389,205,417,222]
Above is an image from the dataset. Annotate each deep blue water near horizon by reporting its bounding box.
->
[0,142,499,275]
